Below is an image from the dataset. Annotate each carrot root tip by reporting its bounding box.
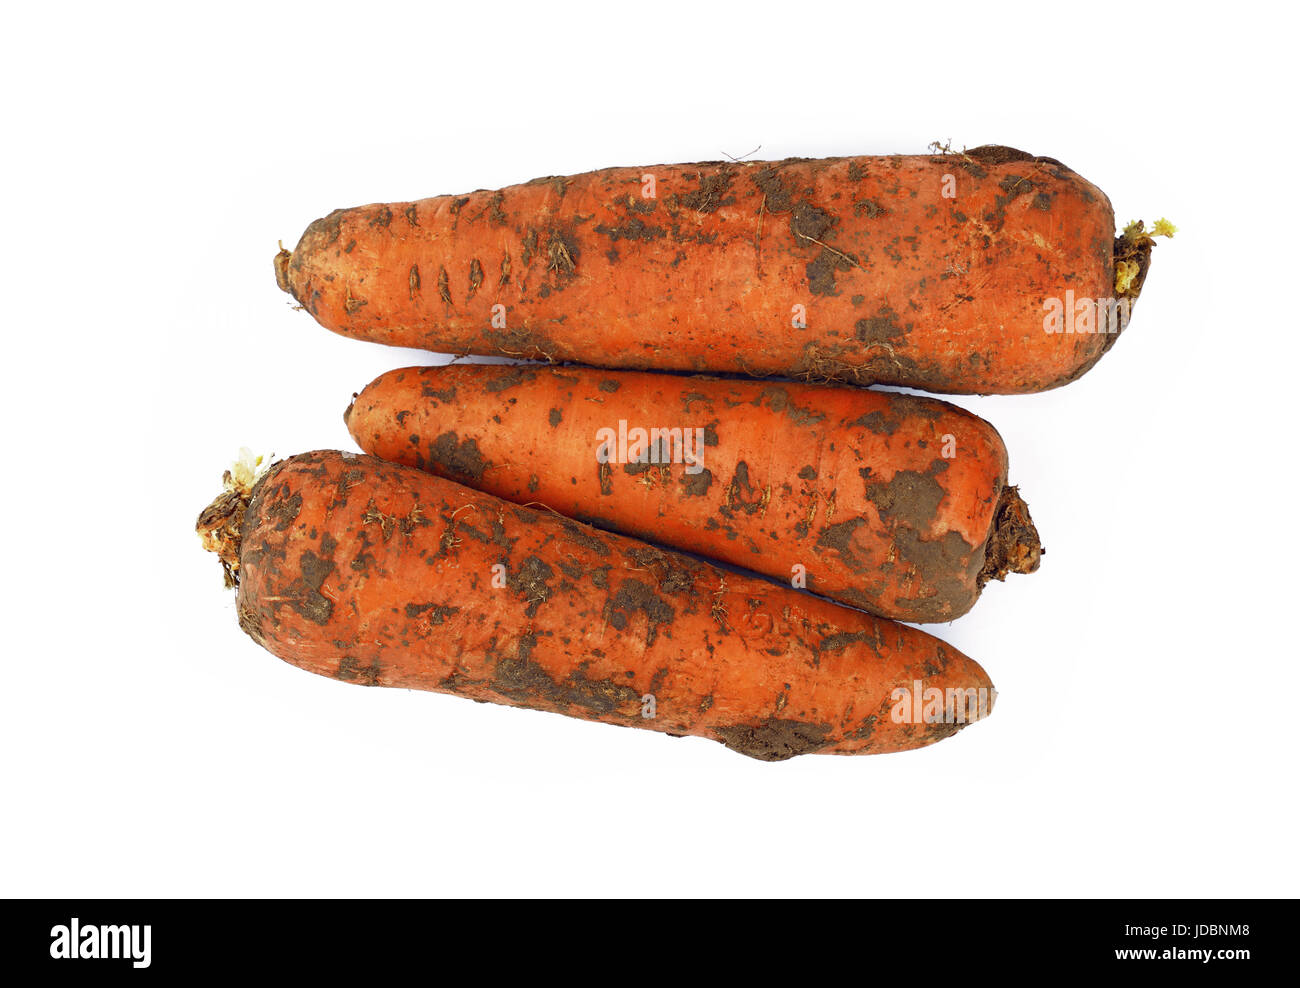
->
[978,485,1043,589]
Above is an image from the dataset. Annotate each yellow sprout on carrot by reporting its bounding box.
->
[1123,218,1178,242]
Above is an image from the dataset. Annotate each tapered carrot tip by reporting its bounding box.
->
[977,486,1043,588]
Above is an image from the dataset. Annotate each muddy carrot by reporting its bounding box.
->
[345,365,1041,622]
[276,146,1165,395]
[197,450,996,760]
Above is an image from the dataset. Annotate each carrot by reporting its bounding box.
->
[197,450,996,760]
[275,146,1161,395]
[345,365,1041,622]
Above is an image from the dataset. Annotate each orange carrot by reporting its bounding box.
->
[276,146,1156,395]
[198,451,996,760]
[345,365,1041,622]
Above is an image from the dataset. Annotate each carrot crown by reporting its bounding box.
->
[197,449,268,587]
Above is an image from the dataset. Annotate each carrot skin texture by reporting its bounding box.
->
[346,365,1036,622]
[232,451,994,759]
[279,147,1120,395]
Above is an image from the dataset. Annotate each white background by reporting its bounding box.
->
[4,1,1297,897]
